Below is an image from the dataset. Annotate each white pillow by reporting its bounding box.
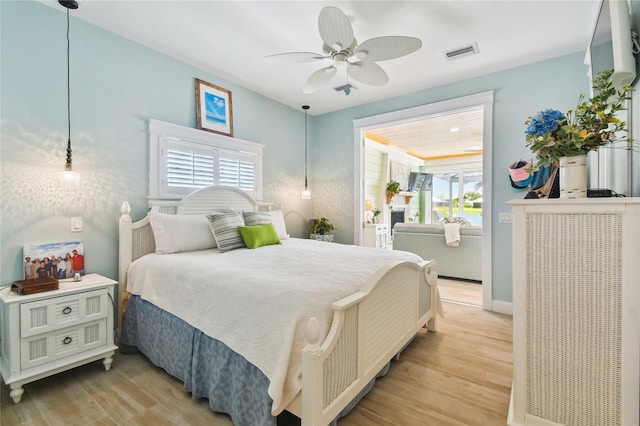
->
[148,211,217,254]
[243,210,289,240]
[207,212,246,253]
[269,210,289,240]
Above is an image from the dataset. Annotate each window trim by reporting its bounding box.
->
[149,119,264,201]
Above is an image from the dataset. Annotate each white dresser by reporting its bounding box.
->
[0,273,118,403]
[508,199,640,426]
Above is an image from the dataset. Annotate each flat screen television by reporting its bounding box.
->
[408,172,433,192]
[588,0,637,90]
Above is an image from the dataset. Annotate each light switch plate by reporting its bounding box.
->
[498,212,512,223]
[71,217,83,232]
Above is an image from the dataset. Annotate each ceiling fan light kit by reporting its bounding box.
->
[264,6,422,93]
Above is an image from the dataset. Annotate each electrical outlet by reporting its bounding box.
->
[71,217,83,232]
[498,212,512,223]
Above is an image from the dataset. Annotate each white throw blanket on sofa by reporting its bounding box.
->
[444,223,461,246]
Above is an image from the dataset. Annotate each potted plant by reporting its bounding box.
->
[307,217,335,242]
[372,208,381,223]
[524,69,634,198]
[386,180,400,204]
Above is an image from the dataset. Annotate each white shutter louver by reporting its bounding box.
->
[219,157,254,190]
[151,120,263,199]
[167,149,214,188]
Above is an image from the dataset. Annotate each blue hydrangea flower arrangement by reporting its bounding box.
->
[524,69,633,168]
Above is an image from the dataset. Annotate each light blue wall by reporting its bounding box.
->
[0,1,308,284]
[3,1,635,305]
[311,52,590,303]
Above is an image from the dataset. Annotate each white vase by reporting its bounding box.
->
[559,154,587,198]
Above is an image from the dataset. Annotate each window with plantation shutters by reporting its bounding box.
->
[149,119,264,200]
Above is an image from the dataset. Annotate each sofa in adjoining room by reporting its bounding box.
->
[392,223,482,281]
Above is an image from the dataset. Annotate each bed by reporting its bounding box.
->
[118,186,438,426]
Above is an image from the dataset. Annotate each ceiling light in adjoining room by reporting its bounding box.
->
[59,0,80,188]
[301,105,311,200]
[449,127,460,133]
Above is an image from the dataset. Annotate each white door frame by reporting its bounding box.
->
[352,91,494,311]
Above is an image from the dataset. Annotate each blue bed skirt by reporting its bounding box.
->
[122,295,392,426]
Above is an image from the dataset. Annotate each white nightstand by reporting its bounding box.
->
[0,273,118,403]
[364,224,388,249]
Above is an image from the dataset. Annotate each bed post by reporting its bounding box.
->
[426,262,438,331]
[117,201,133,345]
[301,318,324,425]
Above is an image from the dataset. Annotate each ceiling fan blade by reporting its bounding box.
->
[318,6,354,51]
[347,60,388,86]
[263,52,326,63]
[355,36,422,62]
[303,65,337,93]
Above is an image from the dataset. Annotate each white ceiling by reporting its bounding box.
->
[40,0,601,117]
[38,0,602,158]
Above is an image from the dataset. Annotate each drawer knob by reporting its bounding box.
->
[62,306,72,315]
[63,336,72,345]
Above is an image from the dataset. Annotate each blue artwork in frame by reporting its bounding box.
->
[196,78,233,137]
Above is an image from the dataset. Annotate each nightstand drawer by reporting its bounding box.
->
[20,319,107,370]
[20,288,109,338]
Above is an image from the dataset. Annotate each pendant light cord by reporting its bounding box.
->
[304,107,308,187]
[65,7,72,169]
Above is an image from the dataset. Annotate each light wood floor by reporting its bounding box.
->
[438,278,482,306]
[1,300,512,426]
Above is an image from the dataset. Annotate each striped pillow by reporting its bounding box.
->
[207,212,246,253]
[242,211,272,226]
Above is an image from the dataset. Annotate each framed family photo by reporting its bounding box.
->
[195,78,233,137]
[23,241,85,280]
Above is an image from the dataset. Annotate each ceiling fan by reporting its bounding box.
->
[264,6,422,94]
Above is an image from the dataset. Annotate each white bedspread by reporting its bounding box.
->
[126,238,423,414]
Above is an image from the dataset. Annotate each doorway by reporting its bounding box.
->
[353,92,494,311]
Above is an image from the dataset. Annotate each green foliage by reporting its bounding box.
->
[464,191,482,201]
[525,69,634,168]
[307,217,335,235]
[386,180,400,195]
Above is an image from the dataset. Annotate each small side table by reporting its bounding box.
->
[364,224,388,249]
[0,273,118,403]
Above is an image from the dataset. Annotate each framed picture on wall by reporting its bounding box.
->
[22,241,84,280]
[195,78,233,137]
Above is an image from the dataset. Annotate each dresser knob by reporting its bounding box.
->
[62,306,72,315]
[63,336,72,345]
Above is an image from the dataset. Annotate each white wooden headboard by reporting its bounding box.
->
[117,186,261,341]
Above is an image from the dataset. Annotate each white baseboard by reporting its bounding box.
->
[491,299,513,315]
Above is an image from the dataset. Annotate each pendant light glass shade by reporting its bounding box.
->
[58,1,80,188]
[301,105,311,199]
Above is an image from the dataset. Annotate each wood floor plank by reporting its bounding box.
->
[1,300,512,426]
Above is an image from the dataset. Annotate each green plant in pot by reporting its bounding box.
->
[307,217,335,235]
[524,69,634,168]
[372,208,381,223]
[386,180,400,204]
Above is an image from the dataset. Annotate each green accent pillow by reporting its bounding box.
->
[238,223,281,249]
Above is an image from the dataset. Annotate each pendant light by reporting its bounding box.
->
[59,0,80,187]
[301,105,311,199]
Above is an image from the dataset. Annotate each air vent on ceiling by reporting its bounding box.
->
[334,83,356,96]
[444,43,479,60]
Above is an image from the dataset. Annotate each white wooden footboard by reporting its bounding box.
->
[298,259,438,425]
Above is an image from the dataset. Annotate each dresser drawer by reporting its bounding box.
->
[20,319,107,370]
[20,288,109,338]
